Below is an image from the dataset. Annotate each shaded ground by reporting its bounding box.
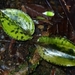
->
[0,0,75,75]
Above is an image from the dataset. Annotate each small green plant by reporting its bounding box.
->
[42,11,55,17]
[0,9,75,67]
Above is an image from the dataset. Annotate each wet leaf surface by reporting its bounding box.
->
[0,0,75,75]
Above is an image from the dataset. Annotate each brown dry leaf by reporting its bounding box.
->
[38,25,44,30]
[4,70,9,75]
[21,5,27,13]
[66,5,71,12]
[41,31,49,36]
[29,49,41,65]
[0,70,9,75]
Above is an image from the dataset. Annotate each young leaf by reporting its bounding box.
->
[42,11,55,17]
[0,9,35,41]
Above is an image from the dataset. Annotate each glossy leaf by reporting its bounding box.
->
[37,36,75,56]
[36,45,75,66]
[0,9,35,41]
[37,36,75,66]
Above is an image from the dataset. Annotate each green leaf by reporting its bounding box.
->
[36,45,75,66]
[37,36,75,66]
[0,9,35,41]
[37,36,75,55]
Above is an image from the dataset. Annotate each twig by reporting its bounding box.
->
[0,40,10,43]
[62,0,71,12]
[59,0,73,30]
[25,5,48,20]
[45,0,53,11]
[51,67,56,75]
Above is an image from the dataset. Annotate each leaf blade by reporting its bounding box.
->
[0,9,35,41]
[37,36,75,66]
[36,45,75,66]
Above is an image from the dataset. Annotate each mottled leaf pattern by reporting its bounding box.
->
[36,45,75,66]
[37,36,75,66]
[0,9,35,41]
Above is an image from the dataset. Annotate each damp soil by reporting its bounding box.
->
[0,0,75,75]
